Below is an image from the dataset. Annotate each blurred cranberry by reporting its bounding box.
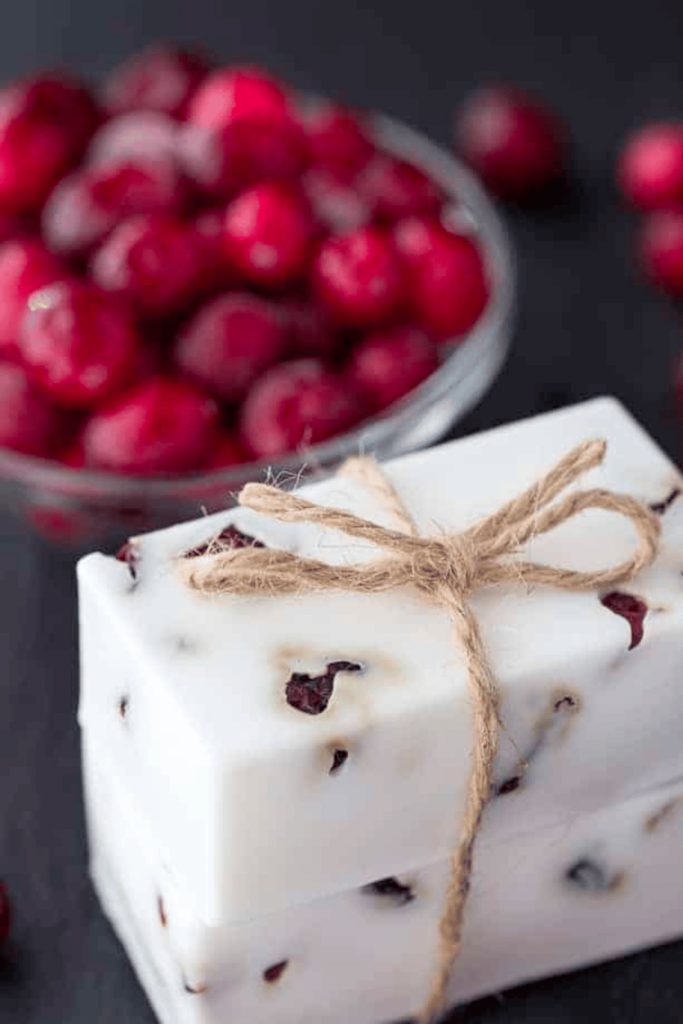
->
[193,207,233,292]
[348,325,439,410]
[91,214,204,317]
[301,166,372,234]
[82,376,218,474]
[58,438,87,467]
[0,238,66,356]
[455,85,567,201]
[20,280,140,408]
[188,65,290,128]
[240,357,362,458]
[223,182,314,288]
[102,44,213,118]
[87,111,180,166]
[0,361,67,455]
[617,123,683,211]
[357,155,444,221]
[391,214,442,264]
[0,73,100,214]
[304,103,374,175]
[174,292,289,401]
[208,431,250,468]
[639,210,683,298]
[42,158,186,258]
[313,227,403,327]
[281,296,339,357]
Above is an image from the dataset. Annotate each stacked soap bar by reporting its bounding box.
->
[78,396,683,1024]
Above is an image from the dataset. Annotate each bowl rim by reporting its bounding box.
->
[0,109,516,502]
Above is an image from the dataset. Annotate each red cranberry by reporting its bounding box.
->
[174,292,289,402]
[207,431,250,468]
[286,659,362,714]
[240,357,362,458]
[600,591,647,650]
[391,214,443,265]
[312,227,403,327]
[0,882,11,944]
[184,523,263,558]
[281,297,339,357]
[102,45,212,118]
[0,74,100,214]
[357,155,444,221]
[301,166,372,234]
[0,238,65,356]
[193,207,234,292]
[42,158,186,258]
[406,226,489,337]
[0,361,66,455]
[20,280,139,408]
[188,65,290,129]
[639,210,683,297]
[455,85,567,201]
[304,103,374,175]
[82,376,218,475]
[91,214,204,317]
[87,111,179,166]
[223,183,314,288]
[617,123,683,211]
[348,325,439,410]
[58,439,87,467]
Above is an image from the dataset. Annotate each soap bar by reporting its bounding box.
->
[78,397,683,924]
[84,734,683,1024]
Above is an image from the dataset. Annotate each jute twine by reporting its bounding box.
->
[178,439,660,1024]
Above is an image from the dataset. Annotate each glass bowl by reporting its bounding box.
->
[1,111,516,553]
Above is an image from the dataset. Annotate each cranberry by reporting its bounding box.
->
[185,523,263,558]
[189,65,290,129]
[223,183,314,288]
[82,376,218,475]
[357,155,444,221]
[304,103,374,175]
[285,660,362,715]
[617,123,683,211]
[102,45,212,118]
[455,85,567,202]
[59,439,87,467]
[312,227,403,327]
[207,431,251,468]
[301,166,373,234]
[263,961,289,984]
[87,111,179,167]
[42,158,186,258]
[281,297,339,357]
[0,881,11,944]
[391,214,442,265]
[348,325,439,410]
[0,361,65,455]
[91,214,203,317]
[363,877,415,905]
[193,207,234,292]
[20,280,139,408]
[174,292,289,402]
[329,748,348,774]
[240,358,363,458]
[0,238,65,357]
[496,775,522,796]
[405,226,489,337]
[0,74,100,214]
[639,210,683,298]
[600,591,647,650]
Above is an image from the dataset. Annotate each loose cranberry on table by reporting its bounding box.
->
[223,182,315,288]
[82,376,219,474]
[455,85,567,202]
[240,358,363,458]
[303,103,374,175]
[0,73,100,214]
[20,280,139,408]
[0,238,66,356]
[617,123,683,211]
[188,64,291,129]
[639,210,683,298]
[312,227,403,327]
[0,362,66,456]
[357,155,444,221]
[174,292,289,402]
[348,325,439,410]
[102,44,213,118]
[42,157,186,258]
[91,213,204,317]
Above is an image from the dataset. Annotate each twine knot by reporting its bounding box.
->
[178,438,660,1024]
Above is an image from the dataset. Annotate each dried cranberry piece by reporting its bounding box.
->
[329,748,348,775]
[285,660,362,715]
[157,896,167,927]
[650,488,681,515]
[565,858,621,893]
[0,881,11,944]
[600,591,647,650]
[118,697,129,722]
[115,539,139,579]
[185,524,264,559]
[363,877,415,906]
[263,960,289,983]
[496,775,522,796]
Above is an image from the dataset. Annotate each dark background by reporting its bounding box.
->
[1,1,683,1021]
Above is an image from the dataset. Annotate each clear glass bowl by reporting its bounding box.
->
[1,111,516,553]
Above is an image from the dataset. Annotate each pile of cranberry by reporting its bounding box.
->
[0,46,491,476]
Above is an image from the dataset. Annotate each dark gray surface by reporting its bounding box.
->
[0,1,682,1021]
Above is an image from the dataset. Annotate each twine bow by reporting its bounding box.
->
[179,438,660,1024]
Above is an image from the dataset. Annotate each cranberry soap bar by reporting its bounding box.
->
[85,735,683,1024]
[78,397,683,925]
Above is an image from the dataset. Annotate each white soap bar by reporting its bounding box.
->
[84,735,683,1024]
[78,397,683,924]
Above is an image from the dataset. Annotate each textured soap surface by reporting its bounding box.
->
[77,397,683,924]
[84,736,683,1024]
